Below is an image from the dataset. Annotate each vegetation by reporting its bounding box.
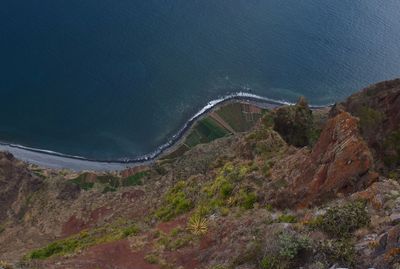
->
[245,126,287,160]
[319,201,370,238]
[157,228,194,251]
[216,103,263,132]
[384,129,400,167]
[260,255,280,269]
[356,106,384,135]
[237,189,257,209]
[273,99,314,147]
[102,185,117,193]
[70,171,147,193]
[96,174,120,188]
[144,253,160,264]
[318,239,356,267]
[201,162,257,212]
[121,171,147,186]
[70,173,95,191]
[185,117,231,148]
[0,260,13,269]
[155,181,193,221]
[277,232,311,260]
[153,161,257,226]
[188,214,208,236]
[277,214,297,223]
[26,222,139,259]
[259,231,311,269]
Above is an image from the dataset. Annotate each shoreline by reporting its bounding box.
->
[0,92,330,171]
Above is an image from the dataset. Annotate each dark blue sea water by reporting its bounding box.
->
[1,0,400,160]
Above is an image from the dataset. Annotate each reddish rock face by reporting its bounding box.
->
[62,206,113,237]
[271,111,376,207]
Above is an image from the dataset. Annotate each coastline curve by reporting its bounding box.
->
[0,91,330,171]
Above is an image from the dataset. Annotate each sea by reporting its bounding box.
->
[0,0,399,160]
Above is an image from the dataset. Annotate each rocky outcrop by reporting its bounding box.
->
[339,79,400,172]
[271,111,376,207]
[0,152,43,222]
[273,96,314,147]
[352,179,400,268]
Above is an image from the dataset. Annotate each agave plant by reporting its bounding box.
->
[188,215,208,236]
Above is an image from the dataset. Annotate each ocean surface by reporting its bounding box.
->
[1,0,400,160]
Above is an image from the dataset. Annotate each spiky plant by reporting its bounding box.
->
[188,215,208,236]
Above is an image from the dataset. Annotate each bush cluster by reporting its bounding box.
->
[155,181,193,221]
[260,231,311,269]
[319,201,370,238]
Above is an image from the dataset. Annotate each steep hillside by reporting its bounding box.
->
[0,80,400,269]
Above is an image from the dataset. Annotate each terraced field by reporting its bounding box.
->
[162,102,265,159]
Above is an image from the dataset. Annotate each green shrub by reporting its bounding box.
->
[260,255,280,269]
[318,239,355,267]
[27,223,139,259]
[262,162,271,177]
[144,254,159,264]
[320,201,370,238]
[357,106,384,134]
[157,228,193,251]
[122,171,147,187]
[388,171,399,180]
[211,265,228,269]
[277,214,297,223]
[383,129,400,167]
[265,204,273,212]
[28,233,88,259]
[102,186,117,193]
[305,215,324,230]
[122,225,140,237]
[278,232,311,260]
[259,231,311,269]
[238,190,257,209]
[155,181,193,221]
[220,181,234,198]
[273,99,314,147]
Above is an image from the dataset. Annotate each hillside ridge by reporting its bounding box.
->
[0,79,400,269]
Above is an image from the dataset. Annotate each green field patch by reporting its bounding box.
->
[185,117,231,148]
[216,103,263,132]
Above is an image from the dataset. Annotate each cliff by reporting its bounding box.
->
[0,79,400,269]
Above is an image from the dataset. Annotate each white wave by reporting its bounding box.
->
[0,91,329,165]
[1,142,88,160]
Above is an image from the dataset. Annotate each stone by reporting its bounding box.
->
[389,213,400,224]
[270,111,375,207]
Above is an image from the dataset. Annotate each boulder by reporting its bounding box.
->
[270,111,376,207]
